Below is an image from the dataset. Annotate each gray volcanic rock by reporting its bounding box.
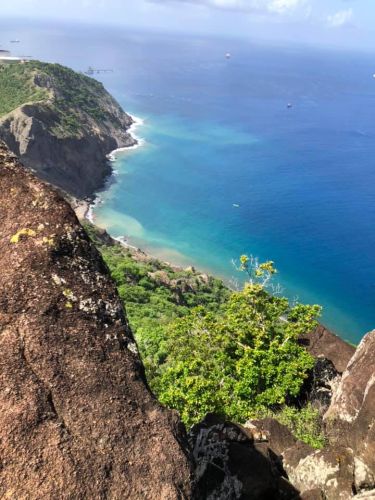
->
[297,325,355,414]
[298,357,341,414]
[279,330,375,500]
[284,446,355,500]
[0,143,192,499]
[0,62,136,198]
[324,330,375,494]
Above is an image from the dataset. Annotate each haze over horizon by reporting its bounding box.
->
[2,0,374,52]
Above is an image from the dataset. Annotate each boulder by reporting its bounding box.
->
[280,330,375,499]
[324,330,375,494]
[296,325,356,416]
[0,143,192,499]
[189,414,300,499]
[283,447,355,500]
[248,418,298,456]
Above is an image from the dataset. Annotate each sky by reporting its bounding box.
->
[2,0,375,50]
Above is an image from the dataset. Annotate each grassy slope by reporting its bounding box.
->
[0,62,48,116]
[0,61,120,138]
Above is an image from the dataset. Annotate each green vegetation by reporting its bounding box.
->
[85,223,323,447]
[0,61,116,137]
[0,62,48,116]
[33,61,113,136]
[155,283,319,427]
[253,404,326,449]
[84,223,230,377]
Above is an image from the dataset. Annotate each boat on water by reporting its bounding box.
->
[10,40,20,43]
[233,203,240,208]
[225,52,231,59]
[287,103,293,109]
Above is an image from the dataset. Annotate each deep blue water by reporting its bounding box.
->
[2,20,375,343]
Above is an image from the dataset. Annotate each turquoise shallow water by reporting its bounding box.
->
[93,106,372,344]
[1,20,374,343]
[91,37,375,344]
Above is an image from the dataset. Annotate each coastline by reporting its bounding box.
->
[70,114,361,344]
[76,112,209,271]
[72,113,191,270]
[106,115,145,162]
[74,113,145,223]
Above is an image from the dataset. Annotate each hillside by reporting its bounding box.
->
[0,58,374,499]
[0,61,135,197]
[83,223,332,445]
[1,141,375,498]
[83,222,231,380]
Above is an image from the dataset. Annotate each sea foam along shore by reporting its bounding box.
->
[85,114,145,223]
[107,115,145,161]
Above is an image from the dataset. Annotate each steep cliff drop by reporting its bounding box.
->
[0,143,192,499]
[0,62,136,198]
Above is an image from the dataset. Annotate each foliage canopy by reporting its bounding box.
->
[156,282,320,426]
[85,223,322,444]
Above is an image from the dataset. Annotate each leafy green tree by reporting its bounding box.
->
[156,259,321,427]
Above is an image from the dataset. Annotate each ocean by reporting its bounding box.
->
[2,19,375,343]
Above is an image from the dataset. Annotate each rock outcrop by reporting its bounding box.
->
[266,330,375,500]
[0,143,192,498]
[300,324,355,374]
[0,62,136,198]
[297,325,356,414]
[1,139,374,499]
[189,414,300,500]
[324,330,375,494]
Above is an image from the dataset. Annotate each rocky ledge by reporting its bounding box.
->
[188,326,375,500]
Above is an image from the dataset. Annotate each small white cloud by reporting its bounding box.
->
[268,0,303,14]
[327,8,353,28]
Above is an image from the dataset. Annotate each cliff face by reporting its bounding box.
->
[0,62,135,198]
[0,143,192,498]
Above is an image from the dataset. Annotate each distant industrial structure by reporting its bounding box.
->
[84,66,113,76]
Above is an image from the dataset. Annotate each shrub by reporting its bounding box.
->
[156,282,320,427]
